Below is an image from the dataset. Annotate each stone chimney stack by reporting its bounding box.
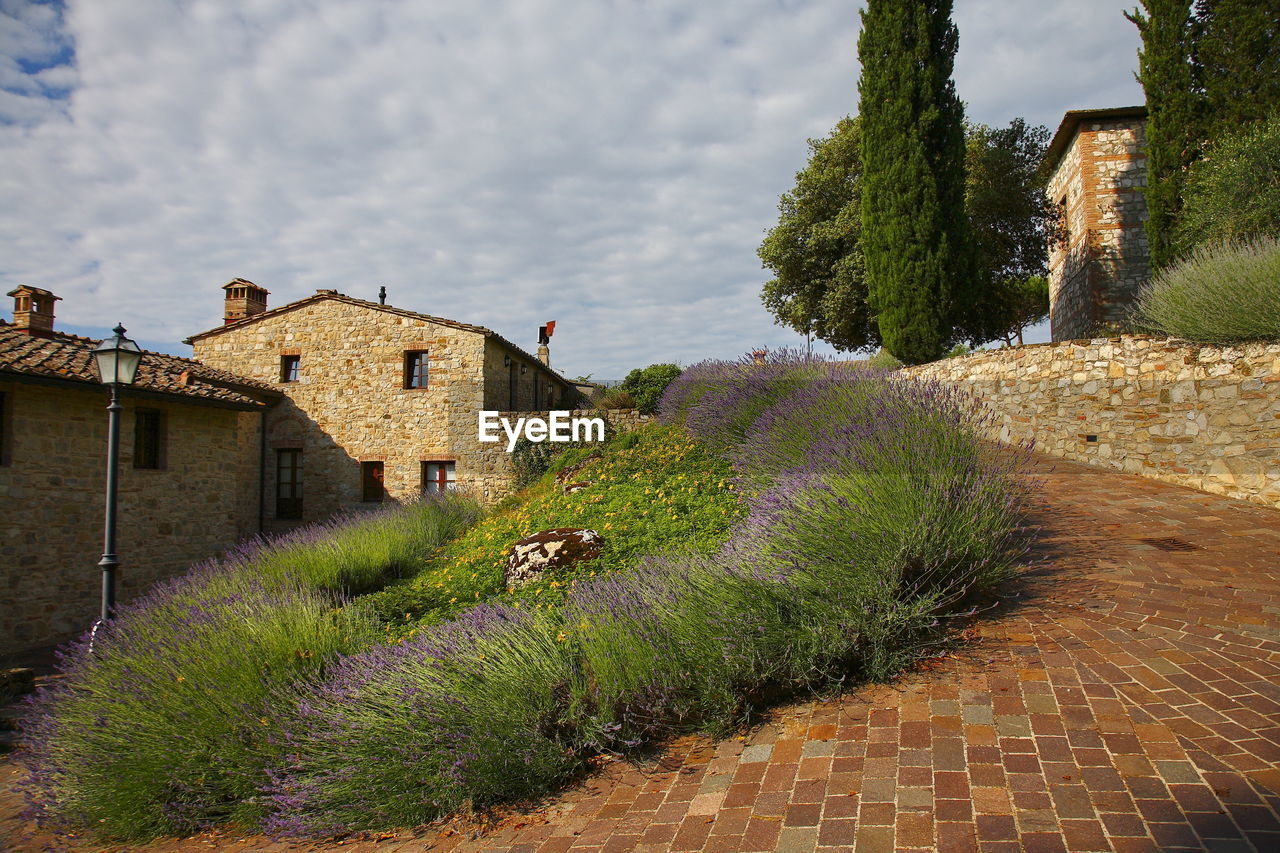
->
[222,278,269,325]
[7,286,61,336]
[537,321,555,367]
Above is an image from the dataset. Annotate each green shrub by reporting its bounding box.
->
[595,389,636,410]
[1136,237,1280,343]
[1176,115,1280,255]
[619,363,683,414]
[866,348,903,370]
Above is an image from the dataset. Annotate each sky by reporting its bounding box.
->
[1,0,1143,379]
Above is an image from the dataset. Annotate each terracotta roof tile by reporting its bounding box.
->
[0,326,277,408]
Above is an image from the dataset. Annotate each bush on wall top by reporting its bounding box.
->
[1137,236,1280,344]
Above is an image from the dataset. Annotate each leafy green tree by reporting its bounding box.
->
[619,363,683,414]
[1126,0,1202,270]
[1176,114,1280,250]
[962,120,1054,345]
[758,117,879,352]
[857,0,970,365]
[989,276,1050,347]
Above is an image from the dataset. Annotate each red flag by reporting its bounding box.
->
[545,321,556,338]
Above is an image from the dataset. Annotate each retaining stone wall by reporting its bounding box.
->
[902,337,1280,509]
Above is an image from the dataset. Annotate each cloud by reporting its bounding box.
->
[1,0,1142,378]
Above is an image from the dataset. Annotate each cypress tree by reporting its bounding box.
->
[1194,0,1280,132]
[1126,1,1201,269]
[857,0,968,365]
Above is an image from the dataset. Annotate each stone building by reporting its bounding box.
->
[0,288,278,654]
[187,282,576,528]
[1044,106,1149,341]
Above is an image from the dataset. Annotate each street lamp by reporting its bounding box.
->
[92,324,142,623]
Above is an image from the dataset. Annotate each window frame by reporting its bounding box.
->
[276,448,303,519]
[280,354,301,383]
[133,408,165,470]
[361,460,385,502]
[403,350,429,389]
[420,460,456,493]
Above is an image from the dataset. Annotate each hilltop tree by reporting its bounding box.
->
[758,117,879,352]
[1126,0,1201,270]
[857,0,970,365]
[962,120,1055,345]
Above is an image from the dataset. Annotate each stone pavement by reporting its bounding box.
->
[2,454,1278,852]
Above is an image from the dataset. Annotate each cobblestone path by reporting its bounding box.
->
[3,454,1278,852]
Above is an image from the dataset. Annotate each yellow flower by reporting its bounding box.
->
[449,597,457,604]
[556,632,568,642]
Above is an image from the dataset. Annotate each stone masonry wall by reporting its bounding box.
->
[903,337,1280,508]
[1047,119,1149,341]
[0,381,261,654]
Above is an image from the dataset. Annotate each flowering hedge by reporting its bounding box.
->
[18,493,481,840]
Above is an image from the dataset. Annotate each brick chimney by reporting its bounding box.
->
[7,286,61,336]
[222,278,269,324]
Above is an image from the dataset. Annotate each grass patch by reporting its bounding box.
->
[360,424,744,628]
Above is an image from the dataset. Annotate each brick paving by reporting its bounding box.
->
[2,453,1279,852]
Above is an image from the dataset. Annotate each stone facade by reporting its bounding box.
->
[189,290,578,523]
[0,381,262,653]
[1045,108,1149,341]
[903,337,1280,508]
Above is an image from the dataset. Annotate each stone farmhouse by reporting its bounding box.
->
[1044,106,1150,341]
[1,281,576,653]
[0,286,278,653]
[187,281,575,530]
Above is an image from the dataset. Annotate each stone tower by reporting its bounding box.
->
[1044,106,1149,341]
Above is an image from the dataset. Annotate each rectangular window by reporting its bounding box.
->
[508,364,518,410]
[421,460,456,493]
[404,350,428,389]
[361,460,385,502]
[280,355,300,383]
[276,449,303,519]
[133,409,164,469]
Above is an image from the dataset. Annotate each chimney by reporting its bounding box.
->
[222,278,269,324]
[537,321,555,366]
[7,286,61,336]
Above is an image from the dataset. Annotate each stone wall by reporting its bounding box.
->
[1047,118,1149,341]
[903,337,1280,508]
[0,381,261,653]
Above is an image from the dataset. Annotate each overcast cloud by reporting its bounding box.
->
[1,0,1142,378]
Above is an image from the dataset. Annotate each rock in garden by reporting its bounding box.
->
[554,453,601,484]
[504,528,603,589]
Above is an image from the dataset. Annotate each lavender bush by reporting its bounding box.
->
[266,357,1027,836]
[263,604,576,836]
[18,493,481,841]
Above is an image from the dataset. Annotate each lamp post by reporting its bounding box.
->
[91,324,141,623]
